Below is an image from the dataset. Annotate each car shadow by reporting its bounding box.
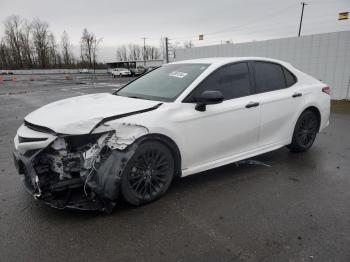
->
[32,146,320,220]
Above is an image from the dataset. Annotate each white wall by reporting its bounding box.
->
[135,60,164,67]
[175,31,350,100]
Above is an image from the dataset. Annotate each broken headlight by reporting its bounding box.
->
[32,132,114,193]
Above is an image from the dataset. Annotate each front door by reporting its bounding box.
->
[175,62,261,170]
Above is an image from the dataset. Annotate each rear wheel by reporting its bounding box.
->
[288,110,319,152]
[121,141,174,206]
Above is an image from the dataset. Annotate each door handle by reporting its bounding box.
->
[245,101,259,108]
[292,92,302,98]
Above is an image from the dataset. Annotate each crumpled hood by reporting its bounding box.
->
[24,93,159,135]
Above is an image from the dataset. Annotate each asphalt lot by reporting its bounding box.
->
[0,76,349,262]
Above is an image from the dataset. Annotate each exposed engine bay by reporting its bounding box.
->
[14,122,149,212]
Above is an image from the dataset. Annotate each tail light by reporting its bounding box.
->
[322,86,331,95]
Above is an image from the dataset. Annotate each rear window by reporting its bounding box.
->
[254,61,286,93]
[283,67,297,87]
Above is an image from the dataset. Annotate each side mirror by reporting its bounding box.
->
[195,90,224,111]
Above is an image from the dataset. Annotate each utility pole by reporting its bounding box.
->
[298,2,307,37]
[141,37,147,66]
[165,37,169,64]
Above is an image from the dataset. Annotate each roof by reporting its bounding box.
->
[170,57,291,67]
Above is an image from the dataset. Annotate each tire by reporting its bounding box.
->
[287,110,319,152]
[121,141,175,206]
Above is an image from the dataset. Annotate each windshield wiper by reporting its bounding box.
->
[129,96,143,99]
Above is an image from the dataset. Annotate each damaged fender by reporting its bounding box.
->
[14,122,150,212]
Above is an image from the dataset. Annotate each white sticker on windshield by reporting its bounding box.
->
[169,71,188,78]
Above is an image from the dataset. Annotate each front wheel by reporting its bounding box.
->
[121,141,175,206]
[287,110,319,152]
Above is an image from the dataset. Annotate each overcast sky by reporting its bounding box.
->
[1,0,349,61]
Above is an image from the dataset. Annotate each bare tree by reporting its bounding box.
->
[116,45,128,61]
[31,19,50,68]
[159,37,167,60]
[19,19,33,68]
[61,31,74,67]
[127,44,141,61]
[0,37,11,68]
[3,15,23,68]
[48,33,60,67]
[80,28,92,67]
[80,28,102,70]
[116,43,161,62]
[183,40,194,49]
[146,46,161,59]
[91,37,102,73]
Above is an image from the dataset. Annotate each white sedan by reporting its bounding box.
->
[13,57,330,212]
[111,68,131,77]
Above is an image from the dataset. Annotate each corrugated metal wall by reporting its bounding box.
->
[175,31,350,100]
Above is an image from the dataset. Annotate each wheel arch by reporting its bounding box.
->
[135,133,182,178]
[301,105,321,132]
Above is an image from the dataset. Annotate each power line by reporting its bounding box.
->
[171,2,298,41]
[173,11,346,46]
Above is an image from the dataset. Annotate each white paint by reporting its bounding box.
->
[15,57,330,178]
[24,93,160,135]
[105,124,149,150]
[110,68,131,77]
[14,124,57,154]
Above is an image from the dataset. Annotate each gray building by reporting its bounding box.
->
[175,31,350,100]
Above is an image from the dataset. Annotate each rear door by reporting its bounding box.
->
[252,61,302,146]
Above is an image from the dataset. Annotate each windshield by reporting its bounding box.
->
[116,63,210,102]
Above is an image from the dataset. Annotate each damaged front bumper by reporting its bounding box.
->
[13,122,146,212]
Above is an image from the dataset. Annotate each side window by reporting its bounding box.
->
[254,61,286,93]
[283,67,297,87]
[187,62,252,101]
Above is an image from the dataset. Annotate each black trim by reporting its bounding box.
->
[245,102,259,108]
[282,67,298,87]
[247,61,257,94]
[89,103,163,134]
[292,92,302,98]
[18,136,48,143]
[24,120,57,135]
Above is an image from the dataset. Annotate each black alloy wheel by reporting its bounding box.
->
[121,141,174,205]
[288,110,319,152]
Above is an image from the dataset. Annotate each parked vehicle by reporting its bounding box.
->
[13,57,330,212]
[146,66,160,72]
[130,66,146,76]
[79,69,89,74]
[111,68,131,77]
[1,70,14,75]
